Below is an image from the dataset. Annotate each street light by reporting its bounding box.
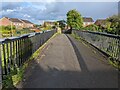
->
[10,22,13,37]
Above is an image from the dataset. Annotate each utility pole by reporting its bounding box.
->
[11,22,13,37]
[0,32,2,38]
[0,26,2,38]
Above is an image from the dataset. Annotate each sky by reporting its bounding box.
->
[0,1,119,24]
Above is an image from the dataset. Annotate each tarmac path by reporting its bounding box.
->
[17,34,118,88]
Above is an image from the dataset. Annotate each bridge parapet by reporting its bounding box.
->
[0,30,56,88]
[73,30,120,62]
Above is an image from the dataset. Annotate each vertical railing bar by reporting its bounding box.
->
[13,41,15,68]
[20,39,22,64]
[6,43,10,73]
[18,39,20,67]
[15,40,18,67]
[0,44,2,89]
[10,42,13,66]
[22,39,24,63]
[2,44,7,75]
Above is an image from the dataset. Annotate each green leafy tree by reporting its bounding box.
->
[106,15,120,35]
[54,22,58,28]
[67,9,83,30]
[85,24,99,31]
[0,25,16,37]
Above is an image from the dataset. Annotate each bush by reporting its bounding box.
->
[0,25,16,34]
[84,24,98,31]
[106,15,120,35]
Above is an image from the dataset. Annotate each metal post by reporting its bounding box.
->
[11,22,13,37]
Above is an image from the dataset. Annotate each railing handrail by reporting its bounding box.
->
[73,29,120,61]
[0,29,56,87]
[0,30,53,44]
[73,29,120,39]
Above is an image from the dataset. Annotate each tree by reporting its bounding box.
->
[106,15,120,35]
[66,9,83,30]
[34,24,41,28]
[85,24,98,31]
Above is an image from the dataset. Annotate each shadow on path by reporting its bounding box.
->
[16,34,118,88]
[66,34,89,73]
[17,59,118,88]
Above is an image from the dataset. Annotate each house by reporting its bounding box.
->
[94,19,106,27]
[43,21,55,27]
[95,19,107,29]
[83,17,94,27]
[0,17,34,29]
[0,17,11,26]
[9,18,24,28]
[20,19,34,28]
[0,17,23,28]
[30,27,41,32]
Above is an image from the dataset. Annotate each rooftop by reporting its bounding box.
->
[9,18,23,23]
[95,19,106,25]
[21,19,33,24]
[83,17,94,22]
[2,17,33,24]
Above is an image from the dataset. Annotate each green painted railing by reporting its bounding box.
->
[0,30,56,88]
[73,30,120,61]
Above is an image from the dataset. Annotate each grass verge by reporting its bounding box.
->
[108,57,120,69]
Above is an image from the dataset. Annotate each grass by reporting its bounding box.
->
[2,32,58,89]
[108,57,120,69]
[71,32,89,48]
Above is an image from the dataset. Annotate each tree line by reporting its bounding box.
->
[66,9,120,35]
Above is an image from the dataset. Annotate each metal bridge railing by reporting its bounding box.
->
[73,30,120,61]
[0,30,56,85]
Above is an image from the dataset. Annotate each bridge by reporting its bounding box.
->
[0,29,119,88]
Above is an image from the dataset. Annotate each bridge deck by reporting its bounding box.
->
[17,34,118,88]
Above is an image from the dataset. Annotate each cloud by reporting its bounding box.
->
[23,14,31,18]
[1,0,119,2]
[0,2,118,24]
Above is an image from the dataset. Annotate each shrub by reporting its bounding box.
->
[84,24,98,31]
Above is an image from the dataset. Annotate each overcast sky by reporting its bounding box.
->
[0,1,119,24]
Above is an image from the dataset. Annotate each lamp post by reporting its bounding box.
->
[10,22,13,37]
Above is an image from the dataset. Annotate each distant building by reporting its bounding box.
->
[0,17,34,29]
[94,19,106,27]
[20,19,34,28]
[43,21,55,27]
[30,27,41,32]
[83,17,94,27]
[0,17,23,28]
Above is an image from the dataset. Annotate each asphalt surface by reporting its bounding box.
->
[17,34,119,88]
